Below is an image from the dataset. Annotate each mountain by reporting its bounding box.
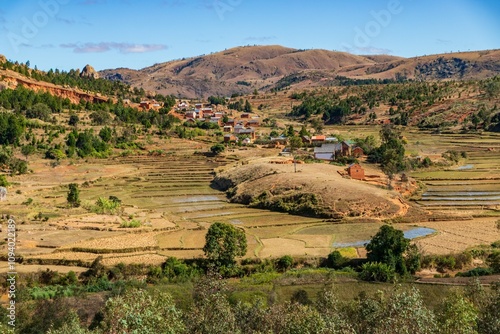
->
[100,45,500,98]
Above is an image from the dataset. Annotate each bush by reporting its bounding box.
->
[276,255,294,272]
[0,175,9,187]
[359,262,396,282]
[486,251,500,273]
[324,250,348,269]
[456,267,493,277]
[120,219,141,228]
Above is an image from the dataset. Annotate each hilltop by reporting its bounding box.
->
[99,45,500,98]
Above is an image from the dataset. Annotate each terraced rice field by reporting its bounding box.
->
[24,153,335,265]
[408,131,500,213]
[19,131,500,267]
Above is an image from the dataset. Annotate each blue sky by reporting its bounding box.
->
[0,0,499,71]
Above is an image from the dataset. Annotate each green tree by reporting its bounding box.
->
[369,125,407,176]
[98,126,112,143]
[0,175,9,187]
[244,99,252,113]
[46,312,93,334]
[67,183,80,207]
[366,225,410,276]
[210,143,225,155]
[68,114,79,127]
[187,273,238,334]
[437,291,478,334]
[26,102,51,122]
[21,144,36,161]
[203,222,247,267]
[100,289,185,334]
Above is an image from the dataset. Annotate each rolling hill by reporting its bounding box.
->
[99,45,500,98]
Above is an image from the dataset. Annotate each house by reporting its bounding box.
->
[314,141,354,160]
[224,134,238,143]
[185,111,197,119]
[195,103,203,110]
[347,163,364,180]
[247,119,260,127]
[270,136,288,146]
[140,101,152,109]
[210,117,222,126]
[341,141,352,156]
[352,146,364,158]
[314,143,339,160]
[223,125,233,133]
[301,136,312,145]
[241,113,250,119]
[241,137,252,145]
[311,135,326,144]
[225,118,236,127]
[239,129,256,140]
[177,101,189,109]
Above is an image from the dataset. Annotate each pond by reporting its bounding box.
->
[332,227,436,248]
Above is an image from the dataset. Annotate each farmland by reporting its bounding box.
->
[1,127,498,274]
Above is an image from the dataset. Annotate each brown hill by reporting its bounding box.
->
[0,66,108,104]
[100,45,500,98]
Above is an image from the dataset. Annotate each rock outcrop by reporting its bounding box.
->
[80,64,99,79]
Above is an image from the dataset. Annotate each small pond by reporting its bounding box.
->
[332,227,436,248]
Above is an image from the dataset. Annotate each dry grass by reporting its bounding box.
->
[259,238,331,258]
[100,253,166,266]
[59,232,160,251]
[414,218,500,254]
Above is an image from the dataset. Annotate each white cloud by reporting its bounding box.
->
[60,42,168,54]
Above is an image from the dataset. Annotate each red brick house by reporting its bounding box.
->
[347,164,364,180]
[352,147,364,158]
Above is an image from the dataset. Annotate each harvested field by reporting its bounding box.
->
[414,218,500,254]
[59,232,161,252]
[259,238,331,258]
[3,129,499,270]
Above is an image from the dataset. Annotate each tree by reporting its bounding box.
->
[67,183,80,207]
[436,291,478,334]
[366,225,410,276]
[68,114,79,127]
[369,125,407,176]
[203,222,247,267]
[244,99,252,113]
[98,126,112,143]
[0,175,9,187]
[210,143,225,155]
[21,144,35,161]
[100,289,185,334]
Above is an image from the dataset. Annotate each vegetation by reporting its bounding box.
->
[203,222,247,267]
[366,225,417,278]
[67,183,81,207]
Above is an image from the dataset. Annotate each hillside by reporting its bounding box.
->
[100,45,500,98]
[212,159,427,222]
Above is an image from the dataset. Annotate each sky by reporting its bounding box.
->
[0,0,499,71]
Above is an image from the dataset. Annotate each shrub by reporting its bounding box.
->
[325,250,348,269]
[0,175,9,187]
[67,183,80,207]
[120,219,141,228]
[276,255,294,272]
[359,262,396,282]
[456,267,493,277]
[486,251,500,273]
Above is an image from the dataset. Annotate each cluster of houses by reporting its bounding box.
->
[180,102,260,145]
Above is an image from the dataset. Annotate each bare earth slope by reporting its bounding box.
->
[100,45,500,98]
[213,159,422,221]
